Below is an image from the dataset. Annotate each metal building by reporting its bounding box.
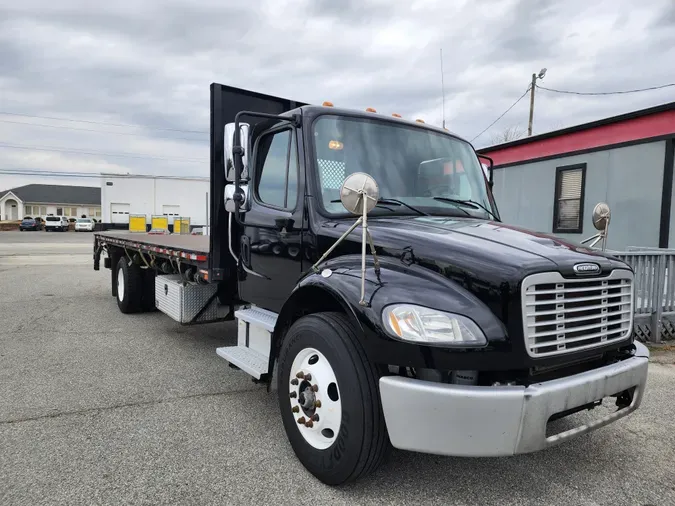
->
[477,101,675,250]
[100,173,209,231]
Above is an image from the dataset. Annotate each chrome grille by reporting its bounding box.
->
[521,269,634,358]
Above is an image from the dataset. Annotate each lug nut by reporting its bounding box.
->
[314,400,322,408]
[311,414,319,422]
[311,385,319,392]
[290,378,298,385]
[289,391,297,398]
[296,372,305,379]
[305,420,314,428]
[297,417,306,424]
[292,406,299,413]
[304,373,312,381]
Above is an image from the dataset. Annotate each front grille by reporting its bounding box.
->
[521,269,633,358]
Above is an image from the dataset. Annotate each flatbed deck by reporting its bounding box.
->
[95,230,209,253]
[95,230,210,267]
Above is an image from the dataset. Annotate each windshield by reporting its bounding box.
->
[312,115,495,218]
[46,217,59,222]
[77,218,91,223]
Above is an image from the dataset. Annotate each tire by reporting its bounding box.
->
[277,312,389,485]
[140,269,157,312]
[116,257,144,314]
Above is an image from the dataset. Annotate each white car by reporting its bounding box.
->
[75,218,94,232]
[44,215,70,232]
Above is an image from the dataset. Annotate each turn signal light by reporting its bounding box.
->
[392,113,402,118]
[415,119,425,123]
[322,101,334,107]
[366,107,377,113]
[329,140,344,150]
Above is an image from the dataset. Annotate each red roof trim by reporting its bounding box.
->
[481,110,675,166]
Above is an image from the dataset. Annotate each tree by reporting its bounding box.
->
[489,125,526,145]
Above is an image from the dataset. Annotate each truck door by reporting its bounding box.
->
[238,124,304,313]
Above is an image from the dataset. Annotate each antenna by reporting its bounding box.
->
[440,48,446,129]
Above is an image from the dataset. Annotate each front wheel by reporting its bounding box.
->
[277,312,389,485]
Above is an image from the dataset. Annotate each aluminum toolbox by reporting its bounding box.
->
[154,274,219,323]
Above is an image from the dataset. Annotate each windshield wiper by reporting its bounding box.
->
[377,198,429,216]
[431,197,500,221]
[330,198,428,216]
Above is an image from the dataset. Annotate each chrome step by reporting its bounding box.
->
[234,306,277,331]
[216,346,268,379]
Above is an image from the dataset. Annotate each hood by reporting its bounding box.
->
[319,216,628,287]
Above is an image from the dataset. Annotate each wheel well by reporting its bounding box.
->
[272,286,357,358]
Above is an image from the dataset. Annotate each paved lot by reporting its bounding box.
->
[1,231,675,505]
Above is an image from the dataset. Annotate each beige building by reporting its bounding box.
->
[0,184,101,221]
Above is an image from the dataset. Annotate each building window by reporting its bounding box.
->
[553,163,586,234]
[25,205,32,215]
[40,206,47,215]
[56,207,64,215]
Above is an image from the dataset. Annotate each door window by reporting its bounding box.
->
[256,129,298,210]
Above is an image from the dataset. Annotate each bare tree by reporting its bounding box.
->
[489,125,525,145]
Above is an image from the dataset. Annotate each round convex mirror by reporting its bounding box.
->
[340,172,379,215]
[592,202,611,231]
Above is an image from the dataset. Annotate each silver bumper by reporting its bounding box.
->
[379,341,650,457]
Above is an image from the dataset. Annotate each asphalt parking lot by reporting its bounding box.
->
[1,230,675,505]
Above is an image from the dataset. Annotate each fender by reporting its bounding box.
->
[270,254,513,375]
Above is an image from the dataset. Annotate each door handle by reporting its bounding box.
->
[240,236,251,266]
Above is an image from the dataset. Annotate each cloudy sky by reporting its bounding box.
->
[1,0,674,190]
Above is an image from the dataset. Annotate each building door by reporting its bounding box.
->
[6,199,18,220]
[162,205,180,224]
[111,203,130,224]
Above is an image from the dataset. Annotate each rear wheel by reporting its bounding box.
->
[277,312,389,485]
[116,257,143,313]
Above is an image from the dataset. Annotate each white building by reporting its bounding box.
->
[100,173,210,229]
[0,184,101,221]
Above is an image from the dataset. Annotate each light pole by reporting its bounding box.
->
[528,68,547,136]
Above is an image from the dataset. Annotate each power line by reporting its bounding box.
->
[0,110,208,134]
[0,170,107,179]
[0,118,207,142]
[0,142,206,163]
[536,82,675,96]
[470,86,531,142]
[0,169,208,179]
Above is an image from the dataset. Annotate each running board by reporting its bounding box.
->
[216,346,268,379]
[215,306,278,379]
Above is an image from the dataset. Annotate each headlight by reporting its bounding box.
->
[382,304,486,346]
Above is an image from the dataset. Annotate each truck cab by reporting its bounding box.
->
[94,83,649,486]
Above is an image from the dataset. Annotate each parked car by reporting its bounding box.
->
[75,218,94,232]
[44,216,70,232]
[19,218,41,231]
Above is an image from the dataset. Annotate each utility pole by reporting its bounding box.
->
[528,68,547,136]
[527,73,536,136]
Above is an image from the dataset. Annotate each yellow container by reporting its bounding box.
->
[174,217,190,234]
[129,214,147,232]
[151,215,169,231]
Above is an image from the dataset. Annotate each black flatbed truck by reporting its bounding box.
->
[94,82,649,485]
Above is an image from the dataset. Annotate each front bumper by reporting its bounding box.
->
[379,341,649,457]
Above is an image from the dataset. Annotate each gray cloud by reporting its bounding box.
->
[1,0,674,192]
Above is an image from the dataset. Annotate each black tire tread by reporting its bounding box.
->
[316,312,390,482]
[117,258,143,313]
[280,311,389,484]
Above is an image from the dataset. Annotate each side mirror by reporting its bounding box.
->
[225,183,250,213]
[224,122,250,182]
